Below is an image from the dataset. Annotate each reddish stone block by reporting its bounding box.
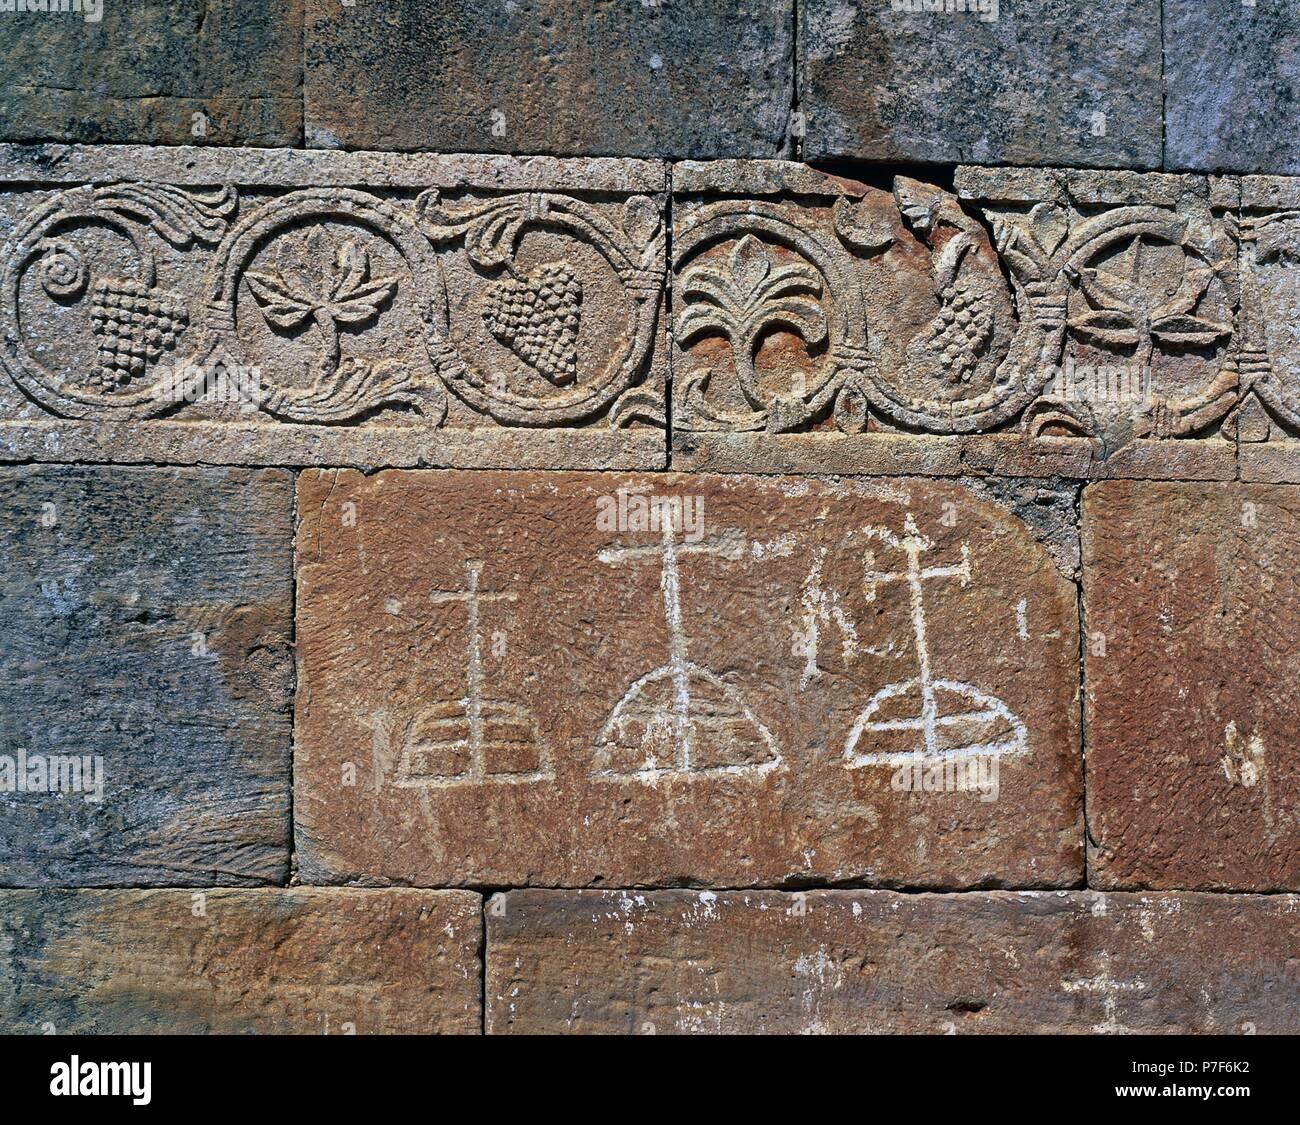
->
[487,889,1300,1034]
[295,470,1082,887]
[0,889,481,1034]
[1083,481,1300,889]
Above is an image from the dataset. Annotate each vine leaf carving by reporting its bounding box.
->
[1066,237,1230,369]
[245,229,399,372]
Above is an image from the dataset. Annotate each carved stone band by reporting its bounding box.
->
[3,148,1300,481]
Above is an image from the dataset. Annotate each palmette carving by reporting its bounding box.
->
[673,198,870,435]
[672,166,1248,457]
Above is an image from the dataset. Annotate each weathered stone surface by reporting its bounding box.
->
[1166,1,1300,174]
[0,467,292,886]
[1083,481,1300,890]
[0,1,302,147]
[0,889,480,1034]
[0,145,667,469]
[799,1,1162,168]
[304,0,793,159]
[1234,174,1300,466]
[487,889,1300,1033]
[671,162,1241,478]
[295,469,1081,888]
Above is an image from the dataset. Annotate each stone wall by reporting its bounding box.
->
[1,1,1298,1035]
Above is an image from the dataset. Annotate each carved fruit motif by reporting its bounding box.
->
[482,259,583,386]
[88,278,189,390]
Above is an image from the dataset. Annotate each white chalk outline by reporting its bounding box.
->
[843,514,1028,768]
[593,518,782,782]
[395,558,552,788]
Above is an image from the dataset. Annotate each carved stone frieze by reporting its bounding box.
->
[671,161,1248,481]
[0,146,669,469]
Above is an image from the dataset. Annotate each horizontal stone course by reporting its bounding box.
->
[295,468,1082,889]
[0,889,481,1034]
[6,150,1300,478]
[487,889,1300,1034]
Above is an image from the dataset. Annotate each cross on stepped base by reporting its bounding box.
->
[845,512,1027,768]
[595,516,780,780]
[396,558,550,787]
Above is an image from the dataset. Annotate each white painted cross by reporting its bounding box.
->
[598,520,744,771]
[844,511,1027,768]
[861,513,971,757]
[1061,952,1148,1034]
[429,558,516,774]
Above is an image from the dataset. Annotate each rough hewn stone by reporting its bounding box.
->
[304,0,793,158]
[0,145,667,469]
[295,469,1082,888]
[1235,173,1300,473]
[1083,481,1300,890]
[800,1,1162,168]
[672,161,1241,478]
[0,466,292,886]
[1165,0,1300,174]
[487,889,1300,1033]
[0,889,480,1034]
[0,1,302,147]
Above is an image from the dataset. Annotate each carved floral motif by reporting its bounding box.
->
[0,179,666,433]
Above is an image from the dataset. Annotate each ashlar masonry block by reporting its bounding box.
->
[671,161,1243,482]
[0,889,481,1034]
[295,469,1082,888]
[0,145,668,469]
[487,889,1300,1034]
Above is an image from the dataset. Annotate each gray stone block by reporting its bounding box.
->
[800,0,1162,168]
[0,466,293,886]
[0,0,303,147]
[304,0,793,158]
[1165,0,1300,173]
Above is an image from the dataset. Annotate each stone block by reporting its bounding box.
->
[0,466,292,886]
[0,145,668,469]
[0,0,302,147]
[295,469,1082,888]
[304,0,793,158]
[0,889,480,1034]
[800,0,1162,168]
[1083,480,1300,890]
[488,889,1300,1034]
